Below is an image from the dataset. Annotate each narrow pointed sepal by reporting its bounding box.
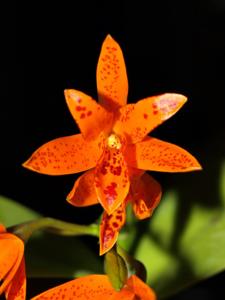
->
[125,137,202,172]
[100,203,126,255]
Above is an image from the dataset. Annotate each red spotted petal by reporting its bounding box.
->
[125,137,202,172]
[67,170,98,207]
[5,257,26,300]
[94,147,130,215]
[131,173,162,220]
[23,133,105,175]
[100,203,126,255]
[97,35,128,111]
[64,89,113,140]
[31,275,126,300]
[31,274,155,300]
[113,93,187,144]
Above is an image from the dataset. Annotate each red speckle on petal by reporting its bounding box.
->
[87,110,92,116]
[112,222,119,228]
[76,106,82,111]
[103,182,118,205]
[143,113,148,119]
[80,113,86,119]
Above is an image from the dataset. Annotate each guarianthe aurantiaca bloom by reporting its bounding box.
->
[0,224,26,300]
[31,274,156,300]
[23,35,202,255]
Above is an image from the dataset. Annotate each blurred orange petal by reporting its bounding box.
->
[100,203,126,255]
[125,137,202,172]
[97,35,128,111]
[64,89,113,140]
[0,232,25,299]
[31,274,124,300]
[114,93,187,144]
[126,275,156,300]
[31,274,156,300]
[23,133,105,175]
[131,173,162,220]
[0,224,6,233]
[94,147,130,215]
[67,170,98,207]
[5,257,26,300]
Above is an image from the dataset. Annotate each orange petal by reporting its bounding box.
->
[100,203,126,255]
[31,275,122,300]
[67,170,99,207]
[0,233,24,295]
[126,275,156,300]
[97,35,128,111]
[131,173,162,220]
[113,93,187,144]
[64,89,113,140]
[23,133,105,175]
[125,137,202,172]
[94,147,130,214]
[5,257,26,300]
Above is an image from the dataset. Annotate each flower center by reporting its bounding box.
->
[107,133,122,150]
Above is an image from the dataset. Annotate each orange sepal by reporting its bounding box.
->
[113,93,187,144]
[97,35,128,111]
[67,170,98,207]
[64,89,113,140]
[23,133,105,175]
[125,137,202,172]
[31,274,131,300]
[0,233,25,297]
[5,257,26,300]
[131,173,162,220]
[94,147,130,215]
[100,203,126,255]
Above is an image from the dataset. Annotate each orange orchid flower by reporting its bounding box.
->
[31,274,156,300]
[23,35,202,255]
[0,224,26,300]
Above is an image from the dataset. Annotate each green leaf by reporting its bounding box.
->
[131,161,225,299]
[104,247,128,291]
[26,232,103,278]
[0,196,102,278]
[0,195,40,226]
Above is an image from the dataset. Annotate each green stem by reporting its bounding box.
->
[8,217,99,242]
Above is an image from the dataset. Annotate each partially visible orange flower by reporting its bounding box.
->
[31,274,156,300]
[23,35,202,255]
[0,224,26,300]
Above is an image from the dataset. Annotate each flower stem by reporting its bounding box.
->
[8,217,99,242]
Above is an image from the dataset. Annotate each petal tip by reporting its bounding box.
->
[22,160,33,171]
[192,163,203,171]
[105,34,114,41]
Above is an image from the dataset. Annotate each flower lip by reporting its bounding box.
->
[107,133,122,150]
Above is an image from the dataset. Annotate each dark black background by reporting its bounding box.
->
[1,0,225,298]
